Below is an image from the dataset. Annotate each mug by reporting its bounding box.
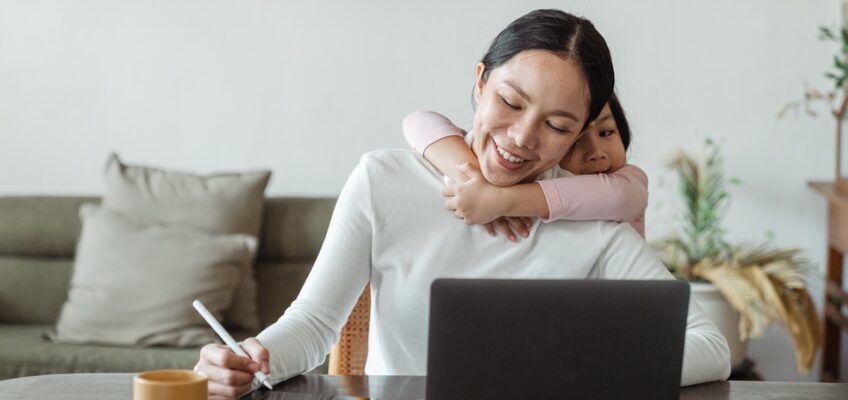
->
[133,369,207,400]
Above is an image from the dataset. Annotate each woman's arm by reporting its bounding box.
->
[195,158,374,397]
[538,164,648,223]
[254,159,374,384]
[594,223,731,386]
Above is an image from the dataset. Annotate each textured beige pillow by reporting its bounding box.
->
[102,154,271,331]
[51,205,256,347]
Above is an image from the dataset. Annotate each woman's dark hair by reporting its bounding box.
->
[477,9,615,131]
[607,92,631,151]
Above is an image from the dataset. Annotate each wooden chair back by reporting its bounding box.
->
[328,284,370,375]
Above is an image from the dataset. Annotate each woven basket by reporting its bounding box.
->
[328,284,370,375]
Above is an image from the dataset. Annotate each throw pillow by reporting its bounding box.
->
[50,205,257,347]
[102,154,271,331]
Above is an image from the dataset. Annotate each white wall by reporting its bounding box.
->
[0,0,842,381]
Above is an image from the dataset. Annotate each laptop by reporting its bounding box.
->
[426,279,690,400]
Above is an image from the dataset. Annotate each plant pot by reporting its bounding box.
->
[690,281,747,369]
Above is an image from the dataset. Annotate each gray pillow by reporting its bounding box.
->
[102,154,271,331]
[50,205,257,347]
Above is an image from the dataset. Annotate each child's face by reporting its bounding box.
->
[560,104,626,175]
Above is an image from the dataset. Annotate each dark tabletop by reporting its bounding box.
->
[1,373,847,400]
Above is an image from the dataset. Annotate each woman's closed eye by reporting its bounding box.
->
[498,93,571,134]
[499,95,521,110]
[546,122,571,134]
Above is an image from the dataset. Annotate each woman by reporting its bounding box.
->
[195,10,730,398]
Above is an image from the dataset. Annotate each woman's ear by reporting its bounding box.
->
[474,62,486,102]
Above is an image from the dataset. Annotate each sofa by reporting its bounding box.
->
[0,196,336,380]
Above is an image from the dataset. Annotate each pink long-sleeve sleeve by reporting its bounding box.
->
[538,164,648,237]
[402,111,466,155]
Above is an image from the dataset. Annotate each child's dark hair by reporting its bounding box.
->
[476,9,615,131]
[607,92,631,151]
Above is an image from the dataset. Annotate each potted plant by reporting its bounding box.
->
[779,24,848,191]
[651,138,822,373]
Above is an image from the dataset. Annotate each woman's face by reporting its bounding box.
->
[471,50,590,186]
[560,104,626,175]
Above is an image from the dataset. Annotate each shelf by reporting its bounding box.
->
[809,181,848,207]
[825,303,848,331]
[809,180,848,382]
[826,281,847,305]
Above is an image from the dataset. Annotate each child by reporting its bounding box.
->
[401,93,647,241]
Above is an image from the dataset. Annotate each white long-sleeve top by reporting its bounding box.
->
[254,149,731,391]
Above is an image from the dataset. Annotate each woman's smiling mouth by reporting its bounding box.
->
[491,138,529,171]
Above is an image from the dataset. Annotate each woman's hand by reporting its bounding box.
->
[442,163,531,241]
[485,217,533,242]
[194,337,270,399]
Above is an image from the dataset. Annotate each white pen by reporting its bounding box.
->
[192,300,274,390]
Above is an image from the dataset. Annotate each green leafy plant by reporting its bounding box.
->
[652,138,822,373]
[780,25,848,118]
[656,138,735,273]
[819,25,848,88]
[779,24,848,184]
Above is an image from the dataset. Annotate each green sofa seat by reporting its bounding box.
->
[0,196,336,380]
[0,325,203,378]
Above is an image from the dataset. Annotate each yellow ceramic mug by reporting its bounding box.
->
[133,369,207,400]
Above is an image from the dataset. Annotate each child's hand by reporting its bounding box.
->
[442,163,506,224]
[442,163,532,241]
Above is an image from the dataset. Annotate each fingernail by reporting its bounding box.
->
[522,231,528,238]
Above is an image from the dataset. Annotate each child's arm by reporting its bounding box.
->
[402,111,474,184]
[442,164,550,224]
[446,165,648,224]
[537,164,648,225]
[446,165,647,237]
[403,111,531,240]
[401,111,548,222]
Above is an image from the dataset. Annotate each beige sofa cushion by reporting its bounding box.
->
[51,205,256,347]
[102,154,271,331]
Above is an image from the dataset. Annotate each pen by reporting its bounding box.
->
[192,300,274,390]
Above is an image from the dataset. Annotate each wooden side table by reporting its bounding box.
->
[809,181,848,382]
